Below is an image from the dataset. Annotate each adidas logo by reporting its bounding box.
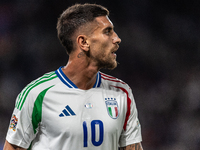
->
[59,105,76,117]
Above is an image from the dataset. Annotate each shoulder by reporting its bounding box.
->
[100,72,131,92]
[25,71,59,93]
[15,71,59,110]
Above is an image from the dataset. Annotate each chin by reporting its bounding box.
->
[97,58,118,70]
[104,61,118,70]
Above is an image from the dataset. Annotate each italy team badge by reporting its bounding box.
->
[105,98,119,119]
[9,114,18,131]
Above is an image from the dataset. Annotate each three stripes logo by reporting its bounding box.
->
[59,105,76,117]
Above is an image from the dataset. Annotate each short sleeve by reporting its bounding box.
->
[6,93,36,149]
[119,89,142,147]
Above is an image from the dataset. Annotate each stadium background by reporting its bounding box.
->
[0,0,200,149]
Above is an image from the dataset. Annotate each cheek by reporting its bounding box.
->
[90,42,106,53]
[100,40,112,52]
[89,37,111,56]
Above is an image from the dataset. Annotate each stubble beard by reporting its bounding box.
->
[97,55,118,70]
[89,47,118,70]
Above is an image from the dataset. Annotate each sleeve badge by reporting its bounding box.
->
[9,114,18,131]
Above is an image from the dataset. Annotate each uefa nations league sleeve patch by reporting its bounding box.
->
[9,114,18,131]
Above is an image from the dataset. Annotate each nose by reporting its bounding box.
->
[113,32,121,44]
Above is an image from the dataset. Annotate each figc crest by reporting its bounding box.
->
[105,98,119,119]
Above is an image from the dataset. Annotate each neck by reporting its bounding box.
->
[62,52,100,90]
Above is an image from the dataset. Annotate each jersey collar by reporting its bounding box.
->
[55,67,101,89]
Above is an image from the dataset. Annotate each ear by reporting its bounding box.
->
[77,35,90,51]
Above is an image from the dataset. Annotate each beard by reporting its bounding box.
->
[88,45,119,70]
[96,54,118,70]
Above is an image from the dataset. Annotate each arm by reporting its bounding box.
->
[3,140,26,150]
[120,143,143,150]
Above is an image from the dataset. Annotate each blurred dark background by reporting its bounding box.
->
[0,0,200,149]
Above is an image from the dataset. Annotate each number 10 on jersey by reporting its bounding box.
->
[83,120,104,147]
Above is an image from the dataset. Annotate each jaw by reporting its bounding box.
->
[88,47,118,70]
[98,55,118,70]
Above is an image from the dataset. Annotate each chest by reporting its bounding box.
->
[40,88,127,142]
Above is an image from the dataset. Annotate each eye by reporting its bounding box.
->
[105,30,110,35]
[104,27,112,35]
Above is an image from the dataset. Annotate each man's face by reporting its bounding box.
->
[87,16,121,70]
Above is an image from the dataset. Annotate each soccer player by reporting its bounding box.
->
[3,3,143,150]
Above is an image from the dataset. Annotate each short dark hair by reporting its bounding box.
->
[57,3,109,54]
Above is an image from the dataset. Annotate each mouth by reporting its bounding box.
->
[111,45,119,56]
[111,50,117,58]
[111,51,116,54]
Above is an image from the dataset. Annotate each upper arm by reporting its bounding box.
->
[120,143,143,150]
[5,87,38,148]
[3,140,26,150]
[118,88,142,147]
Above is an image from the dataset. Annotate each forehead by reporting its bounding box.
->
[89,16,113,33]
[95,16,113,28]
[81,16,113,36]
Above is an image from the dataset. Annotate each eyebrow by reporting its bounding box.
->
[103,26,114,32]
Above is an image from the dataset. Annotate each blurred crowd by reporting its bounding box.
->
[0,0,200,149]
